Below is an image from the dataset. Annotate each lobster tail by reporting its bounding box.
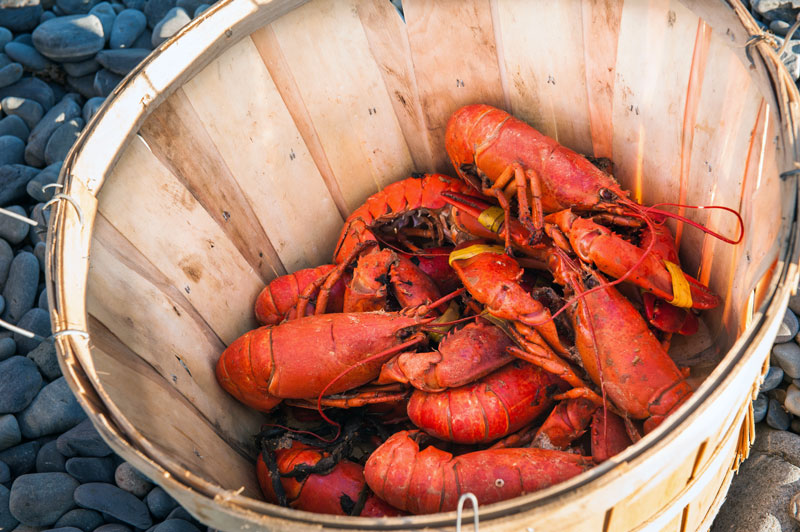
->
[216,329,281,413]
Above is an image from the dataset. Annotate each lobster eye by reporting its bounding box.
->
[599,188,616,202]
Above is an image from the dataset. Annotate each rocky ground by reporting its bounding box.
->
[0,0,799,531]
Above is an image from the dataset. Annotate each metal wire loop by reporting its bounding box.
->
[456,492,480,532]
[41,183,63,193]
[0,207,38,227]
[52,329,90,339]
[43,193,85,228]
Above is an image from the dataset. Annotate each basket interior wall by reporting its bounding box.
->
[85,0,793,500]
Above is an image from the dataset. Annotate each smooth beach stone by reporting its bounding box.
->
[61,57,100,77]
[89,2,116,38]
[143,0,175,27]
[0,97,43,130]
[0,63,23,88]
[114,462,152,498]
[96,48,148,75]
[130,27,151,49]
[37,289,46,310]
[0,116,30,141]
[0,459,9,483]
[0,0,43,32]
[111,1,123,11]
[145,487,177,520]
[55,0,98,14]
[786,384,800,417]
[17,377,86,438]
[0,77,54,110]
[92,69,121,97]
[0,29,10,50]
[0,165,38,205]
[0,239,13,289]
[0,136,25,166]
[2,252,39,323]
[94,525,132,532]
[150,6,189,47]
[11,33,33,45]
[109,9,146,48]
[0,357,42,414]
[40,9,56,22]
[44,118,83,166]
[32,14,105,62]
[767,398,791,431]
[768,387,787,405]
[0,485,18,531]
[74,483,152,529]
[33,241,44,271]
[8,472,79,526]
[0,415,21,452]
[0,441,39,477]
[53,509,103,532]
[36,440,65,473]
[4,42,50,72]
[151,520,201,532]
[0,295,6,317]
[777,308,800,343]
[164,507,200,527]
[26,162,61,202]
[27,338,58,381]
[0,53,9,69]
[14,308,51,354]
[57,420,112,458]
[0,206,29,244]
[81,96,103,123]
[0,337,15,361]
[65,457,115,484]
[192,3,208,17]
[774,341,800,379]
[65,74,97,99]
[174,0,200,14]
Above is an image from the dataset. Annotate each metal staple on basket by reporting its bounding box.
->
[456,492,480,532]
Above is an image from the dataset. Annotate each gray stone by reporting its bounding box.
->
[37,289,46,311]
[143,0,175,28]
[93,525,132,532]
[0,357,42,414]
[164,507,200,527]
[57,420,111,458]
[145,486,177,520]
[769,386,787,405]
[0,97,43,130]
[25,97,81,168]
[14,309,51,354]
[114,462,152,498]
[0,441,39,477]
[93,69,122,97]
[767,398,791,431]
[152,520,201,532]
[55,0,98,14]
[53,509,103,532]
[763,365,785,392]
[61,57,99,77]
[34,242,44,272]
[0,116,30,141]
[96,48,148,75]
[0,338,15,361]
[0,53,10,69]
[43,118,83,166]
[73,483,152,529]
[130,27,151,49]
[8,472,79,526]
[0,63,23,88]
[786,384,800,417]
[110,9,146,49]
[32,14,105,63]
[773,341,800,378]
[0,296,6,318]
[65,457,115,484]
[40,9,56,22]
[776,308,800,343]
[11,34,33,45]
[89,2,116,39]
[2,252,39,323]
[0,206,29,244]
[66,74,97,99]
[0,165,38,206]
[0,77,54,110]
[151,6,189,47]
[0,415,21,452]
[0,29,10,51]
[0,485,18,531]
[27,339,58,381]
[0,460,9,483]
[26,162,61,203]
[0,136,25,166]
[35,440,65,473]
[3,42,50,73]
[0,239,13,289]
[755,392,768,423]
[0,0,43,32]
[81,97,103,123]
[192,3,208,17]
[17,377,86,438]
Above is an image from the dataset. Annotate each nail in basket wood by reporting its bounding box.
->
[46,0,800,530]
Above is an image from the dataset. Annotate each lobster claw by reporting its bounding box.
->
[642,292,699,336]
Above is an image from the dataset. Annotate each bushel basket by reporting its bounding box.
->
[46,0,800,530]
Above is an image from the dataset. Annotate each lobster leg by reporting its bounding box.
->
[532,397,598,450]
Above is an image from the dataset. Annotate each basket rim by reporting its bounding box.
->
[44,0,800,529]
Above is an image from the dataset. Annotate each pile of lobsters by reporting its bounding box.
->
[215,104,739,517]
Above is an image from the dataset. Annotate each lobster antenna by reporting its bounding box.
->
[633,201,744,245]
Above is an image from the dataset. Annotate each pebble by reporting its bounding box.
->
[74,483,152,529]
[57,420,112,458]
[767,398,791,431]
[174,0,199,14]
[0,77,54,110]
[0,441,39,477]
[114,462,152,498]
[131,27,151,49]
[40,10,56,23]
[0,115,30,141]
[14,308,51,354]
[65,457,115,484]
[66,73,97,98]
[4,42,51,72]
[786,384,800,417]
[8,472,79,526]
[0,485,18,531]
[96,48,148,75]
[776,308,800,343]
[93,68,122,96]
[0,136,26,166]
[81,96,103,123]
[34,241,44,270]
[55,0,98,14]
[0,415,21,452]
[763,365,785,392]
[0,239,12,289]
[90,1,116,38]
[773,341,800,378]
[0,206,30,244]
[0,165,38,206]
[17,377,87,438]
[27,338,59,381]
[0,460,9,483]
[152,520,201,532]
[48,527,85,532]
[0,0,43,33]
[0,295,6,317]
[36,440,66,473]
[143,0,175,28]
[0,63,24,88]
[110,9,146,49]
[754,393,768,423]
[192,4,208,17]
[165,507,199,526]
[771,19,791,35]
[145,486,177,520]
[150,6,189,47]
[12,34,33,46]
[0,338,16,361]
[26,161,61,202]
[0,29,10,50]
[0,357,42,414]
[44,117,84,165]
[25,96,81,167]
[32,14,106,63]
[37,289,46,310]
[2,252,39,323]
[54,508,104,531]
[1,97,43,131]
[62,56,100,77]
[94,524,133,532]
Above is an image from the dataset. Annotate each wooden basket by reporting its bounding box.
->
[46,0,800,530]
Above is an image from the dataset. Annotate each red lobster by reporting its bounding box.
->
[254,265,346,325]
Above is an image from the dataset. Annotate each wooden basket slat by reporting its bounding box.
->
[610,0,698,206]
[267,0,416,215]
[403,0,507,173]
[97,135,262,344]
[495,0,593,155]
[87,218,264,452]
[139,89,286,282]
[181,35,342,272]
